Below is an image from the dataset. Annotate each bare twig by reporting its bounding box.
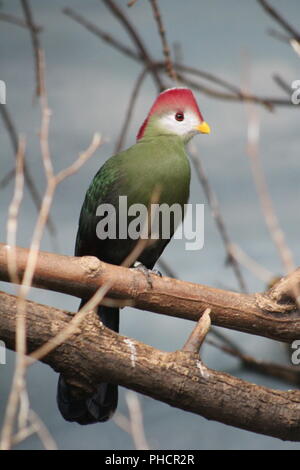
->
[115,66,149,153]
[243,69,300,311]
[28,276,111,364]
[101,0,165,91]
[11,425,36,446]
[291,39,300,58]
[257,0,300,42]
[246,107,296,276]
[149,0,177,81]
[62,8,295,109]
[0,168,16,190]
[1,139,28,451]
[228,243,274,284]
[267,29,300,58]
[125,392,149,450]
[158,258,243,356]
[27,410,57,450]
[1,132,100,449]
[268,28,291,43]
[63,7,140,61]
[1,50,101,449]
[273,74,292,96]
[0,12,42,31]
[182,308,211,353]
[20,0,43,97]
[6,137,25,286]
[175,72,275,110]
[0,104,56,237]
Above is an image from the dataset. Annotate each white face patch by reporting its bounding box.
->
[157,109,200,138]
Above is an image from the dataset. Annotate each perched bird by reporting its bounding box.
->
[57,87,210,424]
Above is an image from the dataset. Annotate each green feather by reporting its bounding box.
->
[76,134,190,265]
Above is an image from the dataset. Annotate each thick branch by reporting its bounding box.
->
[0,244,299,342]
[1,290,300,441]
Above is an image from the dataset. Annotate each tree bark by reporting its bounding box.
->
[0,243,299,343]
[1,290,300,441]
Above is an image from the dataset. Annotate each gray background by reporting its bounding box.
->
[0,0,299,450]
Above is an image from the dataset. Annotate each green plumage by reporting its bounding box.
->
[56,87,207,424]
[57,134,191,425]
[75,135,191,266]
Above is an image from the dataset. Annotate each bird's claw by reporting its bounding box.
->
[133,261,162,288]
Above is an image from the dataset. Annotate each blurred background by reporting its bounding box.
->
[0,0,299,450]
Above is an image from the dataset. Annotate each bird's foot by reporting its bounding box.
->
[133,261,162,288]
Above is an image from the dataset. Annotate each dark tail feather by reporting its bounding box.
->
[57,303,119,425]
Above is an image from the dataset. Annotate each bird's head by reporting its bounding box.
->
[137,87,210,143]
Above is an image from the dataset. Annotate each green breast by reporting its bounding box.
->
[116,135,191,208]
[76,135,191,261]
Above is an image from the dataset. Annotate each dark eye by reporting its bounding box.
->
[175,112,184,121]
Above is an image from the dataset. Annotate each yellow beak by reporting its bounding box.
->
[196,121,211,134]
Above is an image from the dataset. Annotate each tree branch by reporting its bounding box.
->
[257,0,300,43]
[0,12,42,32]
[1,290,300,441]
[0,243,300,342]
[62,7,295,109]
[0,104,57,237]
[101,0,165,91]
[20,0,43,97]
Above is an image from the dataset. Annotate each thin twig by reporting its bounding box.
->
[246,107,296,276]
[20,0,43,97]
[62,9,295,109]
[1,51,101,449]
[63,7,140,62]
[0,104,57,237]
[244,77,300,309]
[267,29,300,58]
[273,74,292,96]
[114,394,149,451]
[149,0,177,81]
[157,258,243,355]
[27,410,57,450]
[128,0,139,6]
[175,72,274,110]
[291,39,300,58]
[101,0,165,91]
[1,133,100,449]
[0,168,16,190]
[0,12,42,31]
[125,392,149,450]
[228,242,274,284]
[257,0,300,42]
[268,28,292,44]
[6,137,25,285]
[115,66,149,153]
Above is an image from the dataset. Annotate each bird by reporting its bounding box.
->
[57,87,210,425]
